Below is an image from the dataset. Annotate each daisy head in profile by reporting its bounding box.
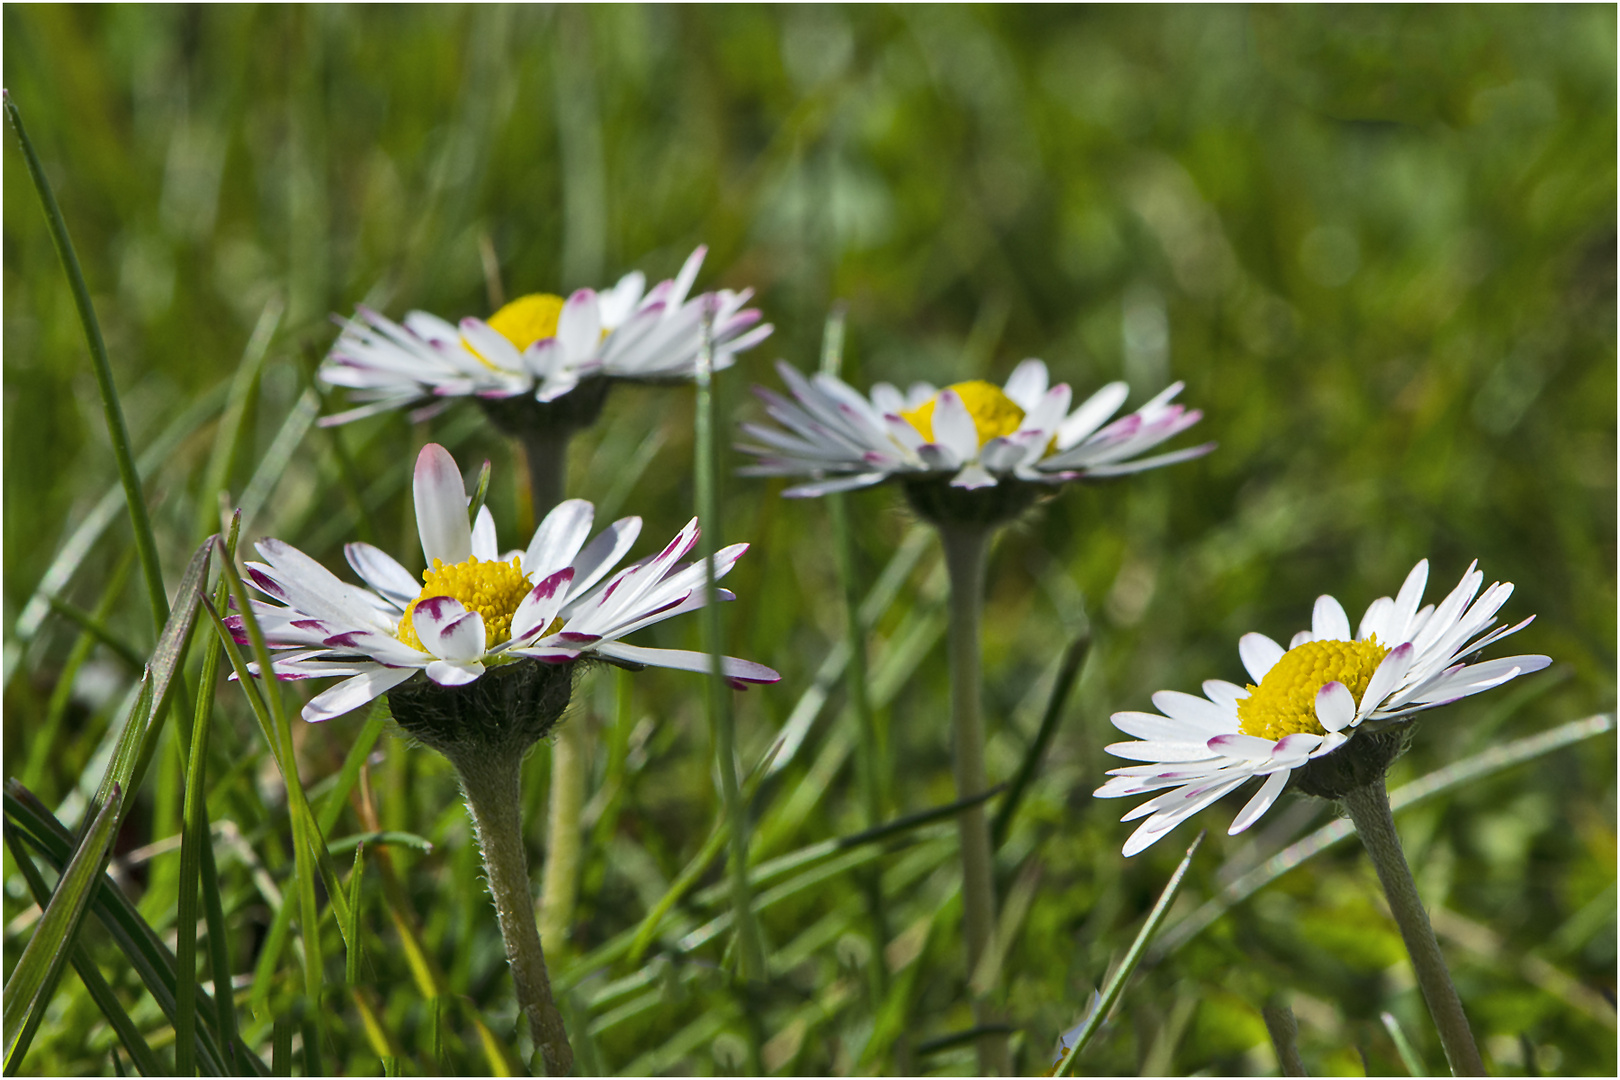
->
[738,357,1212,526]
[234,443,777,755]
[317,246,772,434]
[1095,558,1550,856]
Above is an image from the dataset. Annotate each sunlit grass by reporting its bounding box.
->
[4,5,1615,1077]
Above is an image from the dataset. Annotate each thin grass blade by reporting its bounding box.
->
[992,632,1090,848]
[3,784,124,1070]
[1,784,240,1074]
[90,537,213,825]
[176,517,238,1075]
[197,299,283,540]
[345,843,366,986]
[4,92,169,635]
[3,822,163,1077]
[1053,830,1204,1076]
[1382,1010,1429,1076]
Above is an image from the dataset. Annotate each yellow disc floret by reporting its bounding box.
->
[464,293,566,369]
[1236,637,1389,741]
[487,293,565,350]
[395,556,532,653]
[901,380,1026,447]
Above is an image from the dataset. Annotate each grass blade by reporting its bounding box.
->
[23,553,134,795]
[91,537,213,825]
[237,388,321,535]
[4,92,169,636]
[41,591,145,673]
[176,516,239,1076]
[992,632,1090,848]
[467,458,492,526]
[3,784,124,1070]
[345,843,366,985]
[1381,1010,1429,1076]
[3,824,163,1077]
[196,299,283,541]
[8,384,227,678]
[1,785,243,1075]
[1053,830,1204,1076]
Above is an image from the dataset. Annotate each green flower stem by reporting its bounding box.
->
[1261,1001,1307,1078]
[449,747,573,1077]
[694,307,766,984]
[1341,777,1486,1077]
[520,427,573,526]
[522,429,588,964]
[937,522,1010,1076]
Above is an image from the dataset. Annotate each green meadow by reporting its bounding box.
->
[3,6,1614,1075]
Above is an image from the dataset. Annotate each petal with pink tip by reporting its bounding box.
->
[414,444,472,566]
[1314,681,1356,732]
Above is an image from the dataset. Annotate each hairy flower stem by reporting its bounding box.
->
[1342,777,1485,1077]
[450,748,573,1076]
[938,522,1010,1076]
[520,430,588,964]
[521,427,574,526]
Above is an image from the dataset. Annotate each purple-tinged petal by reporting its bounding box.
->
[414,444,473,566]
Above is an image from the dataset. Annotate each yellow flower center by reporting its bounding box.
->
[464,293,565,368]
[900,380,1026,447]
[395,556,531,653]
[488,293,565,350]
[1236,637,1390,741]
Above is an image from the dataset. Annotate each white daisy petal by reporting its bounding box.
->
[1358,596,1397,643]
[414,444,473,566]
[1106,740,1223,763]
[1002,359,1050,411]
[557,289,603,360]
[1239,633,1285,683]
[472,505,499,562]
[1409,654,1551,705]
[590,641,780,685]
[303,666,418,723]
[1314,681,1356,732]
[1207,732,1278,759]
[1270,732,1326,763]
[1202,680,1248,711]
[931,389,980,462]
[1359,642,1414,718]
[1055,381,1129,449]
[566,517,643,601]
[512,568,576,642]
[426,659,485,686]
[1151,690,1235,734]
[525,499,596,580]
[1312,595,1352,641]
[412,596,487,662]
[1228,769,1291,835]
[1111,710,1216,742]
[345,543,421,609]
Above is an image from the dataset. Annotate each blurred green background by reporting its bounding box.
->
[4,5,1614,1076]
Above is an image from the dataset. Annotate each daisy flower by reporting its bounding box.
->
[737,358,1213,499]
[233,443,778,724]
[1096,558,1551,856]
[316,246,773,427]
